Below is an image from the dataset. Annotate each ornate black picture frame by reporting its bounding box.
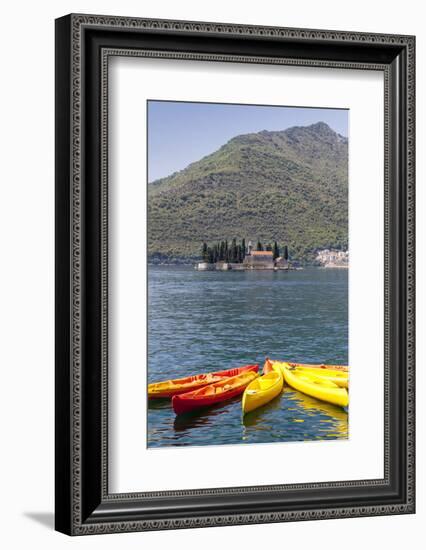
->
[55,14,415,535]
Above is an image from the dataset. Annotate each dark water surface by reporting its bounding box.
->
[147,266,348,448]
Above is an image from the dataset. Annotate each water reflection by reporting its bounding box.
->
[148,398,171,411]
[241,387,347,443]
[287,389,348,438]
[242,392,284,427]
[173,397,241,432]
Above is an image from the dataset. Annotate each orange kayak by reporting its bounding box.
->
[172,368,259,415]
[148,364,259,399]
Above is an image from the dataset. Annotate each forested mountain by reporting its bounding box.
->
[148,121,348,264]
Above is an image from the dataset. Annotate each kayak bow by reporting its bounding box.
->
[242,368,284,414]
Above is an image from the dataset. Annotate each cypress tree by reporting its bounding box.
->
[213,244,218,263]
[273,241,280,260]
[256,241,263,251]
[241,238,246,259]
[283,245,289,261]
[202,242,208,261]
[230,238,237,263]
[207,247,214,264]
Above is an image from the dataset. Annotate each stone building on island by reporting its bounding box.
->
[242,250,289,270]
[243,250,274,269]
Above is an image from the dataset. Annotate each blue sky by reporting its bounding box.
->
[148,101,348,182]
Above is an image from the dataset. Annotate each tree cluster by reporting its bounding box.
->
[202,238,246,264]
[202,239,289,264]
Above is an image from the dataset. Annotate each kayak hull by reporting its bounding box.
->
[242,370,283,414]
[301,371,349,388]
[264,359,349,388]
[279,363,349,408]
[266,360,348,372]
[148,364,258,398]
[172,369,259,415]
[287,361,348,372]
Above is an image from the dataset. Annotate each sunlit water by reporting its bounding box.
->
[147,266,348,448]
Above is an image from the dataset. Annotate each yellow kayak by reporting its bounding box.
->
[242,368,283,414]
[290,366,348,389]
[280,363,349,408]
[287,361,348,372]
[265,359,349,388]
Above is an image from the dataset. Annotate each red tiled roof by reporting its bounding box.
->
[250,251,273,256]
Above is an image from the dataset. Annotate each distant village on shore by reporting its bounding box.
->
[195,239,348,271]
[315,249,349,269]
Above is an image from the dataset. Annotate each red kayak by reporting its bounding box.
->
[172,366,259,415]
[148,364,259,399]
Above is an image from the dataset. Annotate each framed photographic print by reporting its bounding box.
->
[55,14,415,535]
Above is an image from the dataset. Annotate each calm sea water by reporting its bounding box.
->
[147,266,348,448]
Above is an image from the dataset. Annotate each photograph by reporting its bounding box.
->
[147,100,349,448]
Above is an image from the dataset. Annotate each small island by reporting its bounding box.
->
[196,239,290,271]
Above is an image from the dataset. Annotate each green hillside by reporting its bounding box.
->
[148,121,348,264]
